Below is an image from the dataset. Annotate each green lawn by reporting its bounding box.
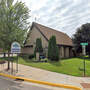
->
[17,57,90,77]
[0,56,90,77]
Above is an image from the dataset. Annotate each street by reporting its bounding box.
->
[0,76,51,90]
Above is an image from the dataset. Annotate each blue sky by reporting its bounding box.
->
[19,0,90,37]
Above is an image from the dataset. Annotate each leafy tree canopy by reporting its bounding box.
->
[0,0,30,51]
[72,23,90,54]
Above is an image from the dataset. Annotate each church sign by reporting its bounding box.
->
[11,42,21,53]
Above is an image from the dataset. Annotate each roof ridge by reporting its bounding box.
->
[32,22,72,46]
[33,22,68,36]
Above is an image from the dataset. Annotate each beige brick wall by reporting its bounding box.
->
[65,47,69,58]
[69,48,74,57]
[27,27,48,48]
[22,26,73,58]
[59,46,73,58]
[23,27,48,54]
[21,47,33,54]
[59,46,64,58]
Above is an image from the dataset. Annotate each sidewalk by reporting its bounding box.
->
[0,62,90,90]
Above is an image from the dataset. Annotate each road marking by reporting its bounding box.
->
[0,73,82,90]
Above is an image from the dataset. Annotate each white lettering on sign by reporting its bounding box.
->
[11,42,21,53]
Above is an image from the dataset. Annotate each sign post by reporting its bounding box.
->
[11,42,21,73]
[80,43,88,77]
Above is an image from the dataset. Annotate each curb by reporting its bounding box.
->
[0,73,82,90]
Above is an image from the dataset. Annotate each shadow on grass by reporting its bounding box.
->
[61,57,77,60]
[21,56,49,63]
[78,56,90,61]
[20,57,36,63]
[48,60,61,66]
[0,57,17,61]
[20,57,61,66]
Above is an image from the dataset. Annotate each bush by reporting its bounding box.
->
[29,54,34,59]
[48,36,59,61]
[20,53,34,59]
[34,38,43,58]
[20,54,29,58]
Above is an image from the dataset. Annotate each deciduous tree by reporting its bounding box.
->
[72,23,90,55]
[0,0,30,69]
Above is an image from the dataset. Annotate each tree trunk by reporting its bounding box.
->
[7,51,10,70]
[7,60,10,70]
[3,52,6,58]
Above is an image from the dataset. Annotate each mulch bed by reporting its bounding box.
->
[0,61,6,64]
[80,83,90,88]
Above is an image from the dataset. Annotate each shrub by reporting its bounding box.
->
[48,36,59,61]
[29,54,34,59]
[20,53,34,59]
[34,38,43,58]
[20,54,29,58]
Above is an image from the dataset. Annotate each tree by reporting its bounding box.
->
[34,38,43,58]
[48,36,59,61]
[0,0,30,70]
[72,23,90,55]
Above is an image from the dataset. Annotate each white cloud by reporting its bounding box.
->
[19,0,90,37]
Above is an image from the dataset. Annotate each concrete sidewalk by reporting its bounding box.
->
[0,62,90,90]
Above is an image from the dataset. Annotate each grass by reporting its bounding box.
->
[0,56,90,77]
[17,57,90,77]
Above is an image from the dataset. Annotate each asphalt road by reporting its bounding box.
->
[0,76,51,90]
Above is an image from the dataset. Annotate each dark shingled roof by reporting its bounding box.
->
[33,22,73,46]
[25,22,73,46]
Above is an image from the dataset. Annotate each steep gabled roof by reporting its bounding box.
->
[34,22,73,46]
[25,22,73,46]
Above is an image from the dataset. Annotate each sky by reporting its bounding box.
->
[18,0,90,37]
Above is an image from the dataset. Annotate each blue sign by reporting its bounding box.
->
[11,42,21,53]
